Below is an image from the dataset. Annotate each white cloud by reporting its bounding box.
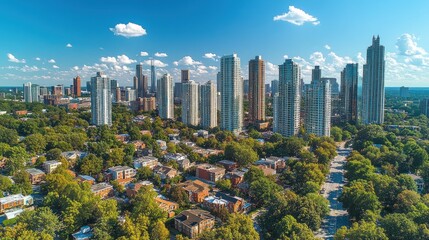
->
[273,6,320,26]
[117,54,136,64]
[66,43,72,48]
[52,65,59,69]
[21,65,39,72]
[7,53,25,63]
[110,22,147,38]
[309,51,325,66]
[283,55,289,59]
[396,34,426,56]
[140,51,149,57]
[203,53,217,60]
[175,56,202,66]
[48,59,56,63]
[35,57,41,61]
[208,66,218,71]
[142,59,168,68]
[100,56,117,63]
[324,45,331,50]
[154,52,168,57]
[72,66,79,71]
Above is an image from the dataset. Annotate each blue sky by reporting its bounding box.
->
[1,0,429,87]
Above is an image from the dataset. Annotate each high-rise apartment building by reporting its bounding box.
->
[157,73,174,119]
[312,66,321,82]
[305,78,331,136]
[181,70,190,83]
[420,99,429,118]
[274,59,301,137]
[73,76,81,97]
[400,86,410,98]
[200,81,217,129]
[31,84,40,102]
[271,80,279,96]
[181,80,199,126]
[248,56,266,124]
[125,88,137,102]
[219,54,243,133]
[136,64,148,97]
[362,36,385,124]
[91,72,112,126]
[150,60,156,93]
[23,82,32,103]
[340,64,358,123]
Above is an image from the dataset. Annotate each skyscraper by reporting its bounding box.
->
[400,86,410,98]
[181,80,199,126]
[73,76,81,97]
[110,79,118,102]
[157,73,174,119]
[420,98,429,118]
[220,54,243,133]
[136,64,147,97]
[91,72,112,126]
[181,69,190,83]
[362,36,385,124]
[271,80,279,96]
[312,66,321,82]
[23,82,32,103]
[340,64,358,123]
[200,81,217,129]
[31,84,40,102]
[274,59,301,137]
[248,56,266,124]
[305,78,331,136]
[150,60,156,93]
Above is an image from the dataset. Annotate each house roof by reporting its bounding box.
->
[90,183,113,192]
[26,168,45,175]
[215,192,243,204]
[175,210,214,227]
[179,180,209,193]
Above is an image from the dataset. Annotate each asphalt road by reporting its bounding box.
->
[316,148,351,239]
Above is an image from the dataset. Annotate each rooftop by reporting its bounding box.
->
[90,183,113,192]
[108,166,134,172]
[175,209,214,227]
[0,194,25,204]
[26,168,45,175]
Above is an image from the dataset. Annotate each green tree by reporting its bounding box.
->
[46,148,62,160]
[331,127,343,142]
[280,161,325,195]
[201,214,259,240]
[77,154,103,176]
[150,220,169,240]
[17,207,63,237]
[131,185,166,224]
[335,221,388,240]
[249,177,282,207]
[379,214,419,240]
[216,179,232,192]
[224,142,258,166]
[273,215,317,240]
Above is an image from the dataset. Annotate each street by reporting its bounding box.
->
[316,148,351,239]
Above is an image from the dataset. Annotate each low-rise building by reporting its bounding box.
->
[156,140,167,151]
[126,181,153,198]
[115,134,130,143]
[90,183,114,199]
[255,156,286,172]
[177,180,210,203]
[133,156,159,169]
[26,168,45,184]
[108,166,136,180]
[217,160,238,171]
[256,165,276,176]
[203,192,246,213]
[408,174,425,193]
[43,160,62,174]
[72,226,93,240]
[174,210,215,239]
[153,166,178,180]
[164,153,191,170]
[224,170,246,186]
[0,194,33,213]
[155,197,179,218]
[76,175,95,185]
[61,151,87,162]
[196,164,225,183]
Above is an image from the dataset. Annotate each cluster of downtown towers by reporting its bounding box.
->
[91,36,385,136]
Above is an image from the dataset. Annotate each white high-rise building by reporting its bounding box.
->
[305,78,331,136]
[274,59,301,137]
[362,36,385,124]
[23,82,32,103]
[157,73,174,119]
[200,81,217,129]
[125,88,136,102]
[182,80,199,126]
[219,54,243,133]
[91,72,112,126]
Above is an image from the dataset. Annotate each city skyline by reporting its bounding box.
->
[1,1,428,87]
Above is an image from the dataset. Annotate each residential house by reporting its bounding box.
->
[217,160,238,171]
[164,153,191,170]
[174,210,215,239]
[203,192,246,213]
[256,165,276,176]
[0,194,33,213]
[224,170,246,186]
[177,180,210,203]
[133,156,159,169]
[108,166,136,182]
[76,175,95,185]
[156,140,167,151]
[115,134,130,143]
[255,156,286,172]
[26,168,45,184]
[90,183,114,199]
[155,197,179,217]
[72,226,93,240]
[130,140,146,150]
[61,151,87,162]
[153,166,178,180]
[408,174,425,193]
[126,181,153,198]
[43,160,62,174]
[196,164,225,183]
